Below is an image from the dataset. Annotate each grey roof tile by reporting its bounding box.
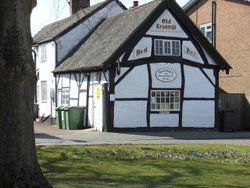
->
[54,0,161,73]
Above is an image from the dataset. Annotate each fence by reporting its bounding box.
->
[219,93,250,131]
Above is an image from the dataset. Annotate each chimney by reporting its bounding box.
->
[130,1,139,9]
[70,0,90,15]
[133,1,139,7]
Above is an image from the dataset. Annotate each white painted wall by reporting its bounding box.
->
[150,63,182,88]
[150,114,179,127]
[182,41,204,64]
[147,10,188,38]
[115,67,129,83]
[128,37,152,61]
[182,100,215,128]
[184,66,215,98]
[56,2,124,63]
[114,101,147,128]
[115,65,148,98]
[36,41,56,118]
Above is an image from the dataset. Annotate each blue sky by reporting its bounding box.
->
[31,0,189,36]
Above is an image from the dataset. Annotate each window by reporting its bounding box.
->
[155,39,181,56]
[37,85,40,101]
[61,88,70,106]
[40,44,47,62]
[151,90,180,111]
[41,81,47,101]
[200,23,212,42]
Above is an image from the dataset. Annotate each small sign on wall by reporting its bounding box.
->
[150,10,180,32]
[129,37,152,61]
[155,68,177,82]
[96,87,101,99]
[183,45,198,59]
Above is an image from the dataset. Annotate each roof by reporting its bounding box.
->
[54,0,231,74]
[54,0,162,73]
[33,0,126,44]
[183,0,250,12]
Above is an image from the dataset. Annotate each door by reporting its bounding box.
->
[93,84,103,131]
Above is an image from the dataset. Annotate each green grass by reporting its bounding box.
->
[37,144,250,188]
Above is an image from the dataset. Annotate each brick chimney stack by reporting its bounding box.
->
[70,0,90,15]
[130,1,139,9]
[133,1,139,7]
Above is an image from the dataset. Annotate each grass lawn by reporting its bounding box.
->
[37,144,250,188]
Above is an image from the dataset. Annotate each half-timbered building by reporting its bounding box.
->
[53,0,231,131]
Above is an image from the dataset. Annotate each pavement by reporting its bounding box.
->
[34,122,250,146]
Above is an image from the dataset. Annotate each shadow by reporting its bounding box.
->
[36,146,250,188]
[219,91,250,131]
[71,140,87,143]
[115,130,250,141]
[35,133,87,143]
[35,133,61,140]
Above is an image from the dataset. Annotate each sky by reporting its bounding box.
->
[31,0,189,36]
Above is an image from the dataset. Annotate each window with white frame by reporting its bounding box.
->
[37,85,40,101]
[200,23,212,42]
[61,88,70,106]
[41,81,47,102]
[155,39,181,56]
[40,44,47,62]
[151,90,180,111]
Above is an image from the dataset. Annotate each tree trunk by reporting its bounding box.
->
[0,1,52,187]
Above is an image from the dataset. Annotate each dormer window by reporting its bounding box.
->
[40,44,47,62]
[154,39,181,56]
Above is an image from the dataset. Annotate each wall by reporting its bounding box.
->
[186,0,250,101]
[185,0,250,130]
[112,8,218,129]
[35,41,56,118]
[56,71,109,129]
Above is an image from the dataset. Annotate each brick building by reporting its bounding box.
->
[184,0,250,130]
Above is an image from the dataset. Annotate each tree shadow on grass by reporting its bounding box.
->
[37,147,250,188]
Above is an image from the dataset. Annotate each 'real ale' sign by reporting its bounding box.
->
[155,68,177,82]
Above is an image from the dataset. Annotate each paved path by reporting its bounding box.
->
[34,123,250,146]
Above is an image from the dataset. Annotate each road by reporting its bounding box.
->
[34,123,250,146]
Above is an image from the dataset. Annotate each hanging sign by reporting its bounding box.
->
[155,68,177,82]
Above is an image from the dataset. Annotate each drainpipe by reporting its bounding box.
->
[53,40,58,108]
[212,1,217,48]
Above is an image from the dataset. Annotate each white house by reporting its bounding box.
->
[53,0,231,131]
[32,0,126,122]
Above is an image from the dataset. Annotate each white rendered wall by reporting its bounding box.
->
[150,114,179,127]
[115,65,148,98]
[36,41,56,118]
[147,10,188,38]
[57,2,124,63]
[150,63,181,88]
[115,67,129,83]
[114,101,147,128]
[184,66,215,98]
[182,101,215,128]
[128,37,152,61]
[182,41,204,64]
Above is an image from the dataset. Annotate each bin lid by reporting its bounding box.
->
[56,106,61,110]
